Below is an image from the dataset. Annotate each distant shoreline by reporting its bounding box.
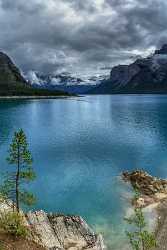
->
[0,95,76,100]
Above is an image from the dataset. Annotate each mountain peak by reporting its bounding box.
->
[0,51,13,63]
[155,44,167,55]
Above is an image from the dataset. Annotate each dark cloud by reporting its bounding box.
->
[0,0,166,76]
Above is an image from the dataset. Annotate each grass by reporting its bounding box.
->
[0,211,28,238]
[0,211,45,249]
[0,234,45,250]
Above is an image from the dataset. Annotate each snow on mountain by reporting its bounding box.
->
[26,71,107,87]
[88,44,167,94]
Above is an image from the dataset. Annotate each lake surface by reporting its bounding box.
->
[1,95,167,249]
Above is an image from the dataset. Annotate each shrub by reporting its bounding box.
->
[125,188,156,250]
[0,211,28,238]
[0,241,3,250]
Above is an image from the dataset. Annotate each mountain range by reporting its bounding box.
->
[0,52,69,96]
[26,71,106,94]
[88,44,167,94]
[1,45,167,95]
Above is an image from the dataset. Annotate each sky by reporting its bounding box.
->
[0,0,166,77]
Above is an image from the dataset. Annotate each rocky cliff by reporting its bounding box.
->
[88,45,167,94]
[0,52,27,86]
[0,52,28,95]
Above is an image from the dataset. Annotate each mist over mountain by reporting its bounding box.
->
[24,44,167,95]
[26,71,108,94]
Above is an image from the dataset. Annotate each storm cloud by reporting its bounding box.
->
[0,0,166,76]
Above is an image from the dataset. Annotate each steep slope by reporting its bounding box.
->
[88,44,167,94]
[0,52,69,96]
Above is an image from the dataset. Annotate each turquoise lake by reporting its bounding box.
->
[1,95,167,249]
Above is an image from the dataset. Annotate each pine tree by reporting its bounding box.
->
[125,188,156,250]
[1,129,36,212]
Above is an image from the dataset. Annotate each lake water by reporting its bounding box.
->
[1,95,167,249]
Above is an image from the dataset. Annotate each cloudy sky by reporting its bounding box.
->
[0,0,166,77]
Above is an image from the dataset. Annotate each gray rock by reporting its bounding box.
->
[26,211,106,250]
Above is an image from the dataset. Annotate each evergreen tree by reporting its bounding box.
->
[1,129,36,212]
[125,188,156,250]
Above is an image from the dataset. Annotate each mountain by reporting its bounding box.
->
[88,44,167,94]
[0,52,69,96]
[26,71,105,94]
[26,71,84,86]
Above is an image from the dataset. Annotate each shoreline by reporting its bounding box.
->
[0,95,77,100]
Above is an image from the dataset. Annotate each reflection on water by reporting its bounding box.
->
[0,100,31,145]
[0,95,167,249]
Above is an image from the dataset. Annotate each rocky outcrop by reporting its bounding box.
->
[122,170,167,207]
[88,44,167,94]
[26,211,105,250]
[0,200,105,250]
[122,170,167,196]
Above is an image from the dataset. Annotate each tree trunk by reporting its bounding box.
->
[16,143,20,213]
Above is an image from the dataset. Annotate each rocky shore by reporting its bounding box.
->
[0,201,105,250]
[26,211,105,250]
[122,170,167,250]
[2,170,167,250]
[122,170,167,207]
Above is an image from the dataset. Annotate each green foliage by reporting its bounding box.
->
[19,191,36,206]
[0,211,28,237]
[0,241,4,250]
[0,129,36,212]
[125,188,156,250]
[7,129,33,166]
[0,175,15,201]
